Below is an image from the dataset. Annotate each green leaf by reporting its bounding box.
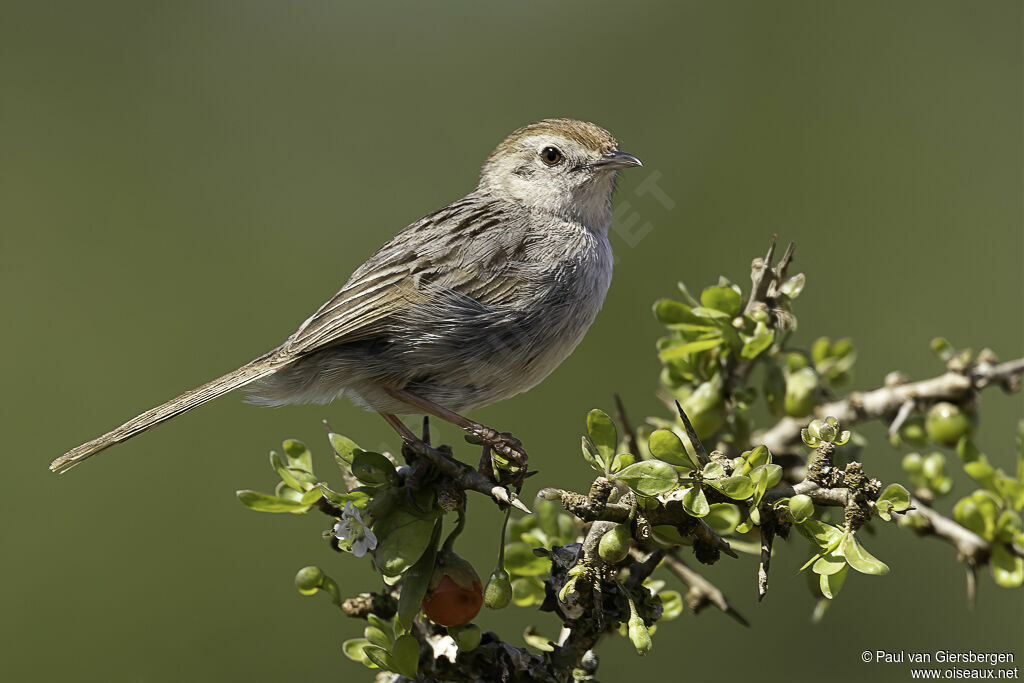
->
[680,486,710,517]
[779,273,806,299]
[342,638,378,669]
[522,627,556,653]
[995,476,1024,510]
[364,625,392,650]
[650,525,690,547]
[658,337,723,361]
[706,475,755,501]
[374,514,437,576]
[689,306,731,320]
[366,613,391,636]
[820,564,848,599]
[953,498,988,537]
[704,503,741,535]
[649,429,694,468]
[676,281,700,306]
[876,484,911,521]
[740,324,774,360]
[796,519,845,549]
[352,450,397,486]
[702,461,726,479]
[503,542,550,577]
[610,453,635,473]
[654,298,699,325]
[954,491,1001,540]
[586,409,618,465]
[236,490,311,513]
[840,532,890,575]
[700,285,742,316]
[749,464,782,505]
[996,510,1022,543]
[581,436,605,473]
[270,451,305,492]
[965,459,997,492]
[812,549,847,576]
[282,439,314,472]
[319,484,371,508]
[361,646,397,673]
[614,460,679,496]
[299,487,323,506]
[991,543,1024,588]
[659,590,684,620]
[738,445,771,474]
[956,438,983,464]
[511,577,546,607]
[391,634,420,678]
[329,433,362,467]
[397,522,439,629]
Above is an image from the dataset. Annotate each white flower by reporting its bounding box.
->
[333,502,378,558]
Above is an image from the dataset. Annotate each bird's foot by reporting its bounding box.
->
[467,427,528,488]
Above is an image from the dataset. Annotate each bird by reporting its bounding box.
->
[51,118,642,474]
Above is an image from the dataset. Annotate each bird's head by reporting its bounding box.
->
[479,118,641,228]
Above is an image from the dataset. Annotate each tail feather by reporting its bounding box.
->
[50,356,286,473]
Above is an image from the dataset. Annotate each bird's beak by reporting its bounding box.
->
[591,150,643,171]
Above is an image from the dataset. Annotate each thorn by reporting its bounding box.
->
[764,234,778,265]
[421,416,431,445]
[727,607,752,628]
[674,400,711,466]
[491,486,531,513]
[888,400,915,437]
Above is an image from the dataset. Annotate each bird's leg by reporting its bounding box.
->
[379,411,419,443]
[381,387,529,474]
[379,413,440,512]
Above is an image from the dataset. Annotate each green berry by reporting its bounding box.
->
[484,569,512,610]
[294,566,324,595]
[598,524,632,564]
[788,494,814,523]
[925,402,972,446]
[898,417,929,447]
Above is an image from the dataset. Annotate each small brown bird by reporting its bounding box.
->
[51,118,641,474]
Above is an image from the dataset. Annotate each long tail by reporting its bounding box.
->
[50,355,287,474]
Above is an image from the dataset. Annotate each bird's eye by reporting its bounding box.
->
[540,146,563,166]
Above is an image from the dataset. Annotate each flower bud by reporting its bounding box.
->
[598,524,632,564]
[627,614,652,656]
[484,568,512,609]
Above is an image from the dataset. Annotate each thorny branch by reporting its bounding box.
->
[308,238,1023,682]
[399,432,531,514]
[759,356,1024,456]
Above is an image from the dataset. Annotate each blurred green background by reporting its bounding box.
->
[2,1,1021,681]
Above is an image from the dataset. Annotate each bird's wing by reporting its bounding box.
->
[283,198,526,356]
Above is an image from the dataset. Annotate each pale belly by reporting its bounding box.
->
[250,227,614,415]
